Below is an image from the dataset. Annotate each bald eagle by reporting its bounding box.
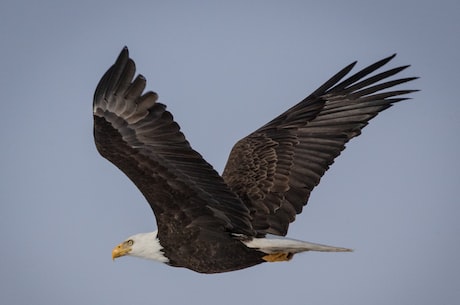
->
[93,47,416,273]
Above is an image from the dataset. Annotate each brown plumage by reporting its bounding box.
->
[93,47,417,273]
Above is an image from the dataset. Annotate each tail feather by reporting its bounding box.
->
[243,236,352,254]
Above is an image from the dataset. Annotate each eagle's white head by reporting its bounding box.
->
[111,231,169,263]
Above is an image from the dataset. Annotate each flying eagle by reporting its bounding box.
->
[93,47,416,273]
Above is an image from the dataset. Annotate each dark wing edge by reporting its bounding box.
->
[93,47,255,239]
[222,54,418,236]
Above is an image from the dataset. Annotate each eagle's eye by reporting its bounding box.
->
[127,239,134,246]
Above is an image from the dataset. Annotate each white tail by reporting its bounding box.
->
[243,236,352,254]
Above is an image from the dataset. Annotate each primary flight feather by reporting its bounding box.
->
[93,47,416,273]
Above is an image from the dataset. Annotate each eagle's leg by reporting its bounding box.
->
[262,252,294,262]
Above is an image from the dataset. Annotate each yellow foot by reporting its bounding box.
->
[263,252,293,262]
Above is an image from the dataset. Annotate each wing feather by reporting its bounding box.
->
[93,48,255,248]
[222,54,417,236]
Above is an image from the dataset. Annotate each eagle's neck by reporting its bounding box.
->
[130,231,169,263]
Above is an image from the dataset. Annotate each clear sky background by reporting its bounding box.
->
[1,1,458,304]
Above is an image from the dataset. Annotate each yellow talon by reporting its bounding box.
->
[263,252,293,262]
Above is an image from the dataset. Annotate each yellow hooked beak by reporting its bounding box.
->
[112,240,133,260]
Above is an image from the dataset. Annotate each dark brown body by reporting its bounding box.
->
[159,229,265,273]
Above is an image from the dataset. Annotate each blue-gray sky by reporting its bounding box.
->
[1,1,459,304]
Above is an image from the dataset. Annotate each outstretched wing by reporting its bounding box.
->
[93,47,255,247]
[222,54,417,236]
